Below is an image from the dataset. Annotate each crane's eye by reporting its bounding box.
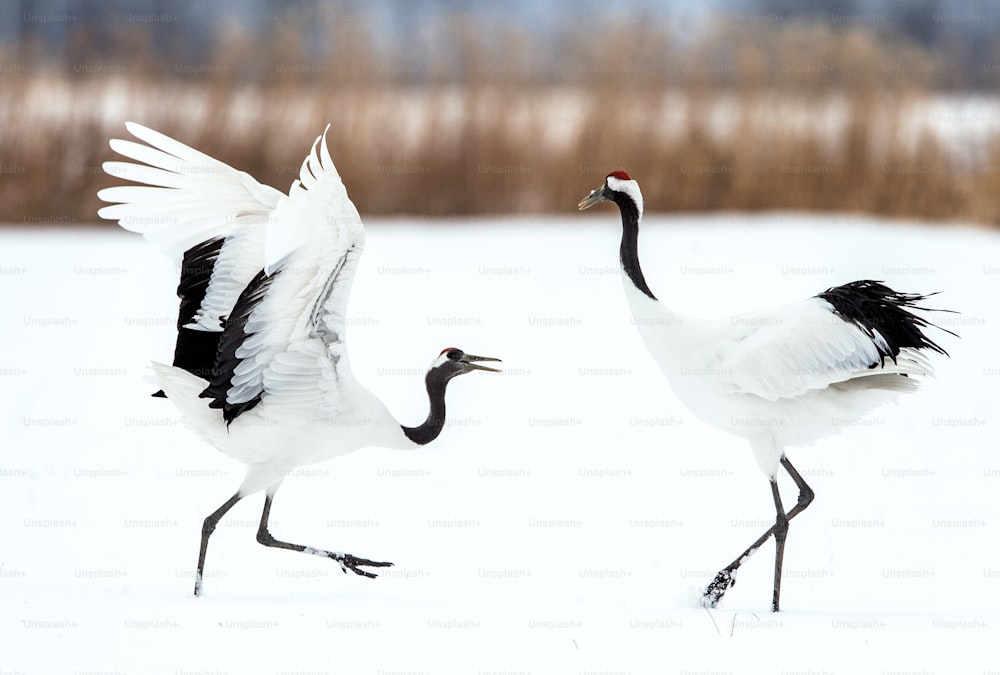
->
[446,349,462,360]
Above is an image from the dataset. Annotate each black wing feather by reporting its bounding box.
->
[153,237,225,397]
[198,267,279,424]
[817,280,954,366]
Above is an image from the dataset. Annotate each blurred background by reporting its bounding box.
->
[3,0,1000,224]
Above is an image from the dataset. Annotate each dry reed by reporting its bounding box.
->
[0,14,995,226]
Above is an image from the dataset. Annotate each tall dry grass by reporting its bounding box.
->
[1,13,997,225]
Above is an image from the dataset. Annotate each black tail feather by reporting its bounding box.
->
[817,280,956,364]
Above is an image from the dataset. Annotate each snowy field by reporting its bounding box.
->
[2,215,998,674]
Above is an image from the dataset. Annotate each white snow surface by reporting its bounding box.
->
[2,214,997,673]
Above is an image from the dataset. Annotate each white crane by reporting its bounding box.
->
[99,122,500,596]
[579,171,953,612]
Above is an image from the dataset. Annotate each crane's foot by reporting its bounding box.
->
[701,568,737,608]
[303,547,393,578]
[334,553,394,578]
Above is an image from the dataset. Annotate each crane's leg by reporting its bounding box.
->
[780,456,815,516]
[769,479,789,612]
[195,492,244,596]
[255,491,393,578]
[702,456,814,611]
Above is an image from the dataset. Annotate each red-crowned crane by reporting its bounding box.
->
[99,122,500,595]
[579,170,953,611]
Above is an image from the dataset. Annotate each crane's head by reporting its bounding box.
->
[428,347,502,382]
[578,170,643,218]
[402,348,502,445]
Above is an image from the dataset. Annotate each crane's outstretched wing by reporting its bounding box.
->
[716,281,950,401]
[99,122,286,382]
[99,123,364,420]
[98,121,283,262]
[195,129,366,424]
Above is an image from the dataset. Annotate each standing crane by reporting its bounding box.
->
[579,170,952,611]
[99,122,500,595]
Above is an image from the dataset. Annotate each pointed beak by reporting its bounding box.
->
[578,185,608,210]
[460,353,503,373]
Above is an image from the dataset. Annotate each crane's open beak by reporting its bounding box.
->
[460,353,503,372]
[578,185,609,210]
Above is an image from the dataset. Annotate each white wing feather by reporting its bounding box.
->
[717,297,930,401]
[218,128,365,417]
[98,121,284,262]
[188,223,266,332]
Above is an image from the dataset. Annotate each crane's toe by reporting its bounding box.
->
[702,569,737,608]
[332,552,394,578]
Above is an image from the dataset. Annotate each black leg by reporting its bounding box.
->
[256,492,393,578]
[770,479,788,612]
[195,492,244,597]
[702,456,815,610]
[779,456,815,520]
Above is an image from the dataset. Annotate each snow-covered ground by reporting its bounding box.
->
[2,215,997,673]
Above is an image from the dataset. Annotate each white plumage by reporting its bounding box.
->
[623,284,932,472]
[100,122,499,595]
[101,122,283,261]
[580,170,952,611]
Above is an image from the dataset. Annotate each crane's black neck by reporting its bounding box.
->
[614,192,657,301]
[401,370,449,445]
